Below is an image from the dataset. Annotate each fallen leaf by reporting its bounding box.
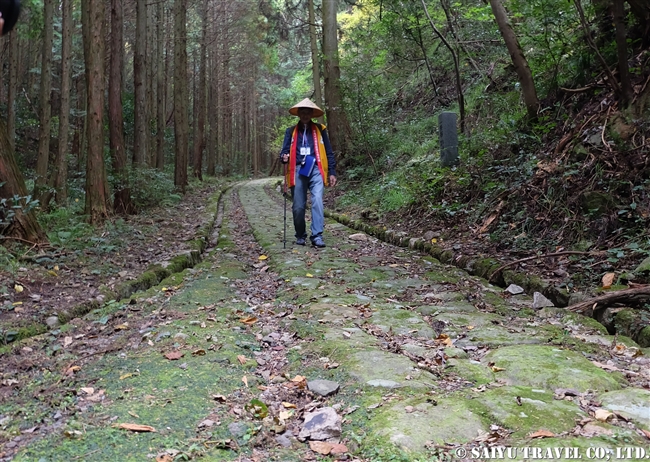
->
[156,455,173,462]
[291,375,306,383]
[306,273,314,278]
[242,376,248,387]
[192,349,206,356]
[282,402,297,409]
[594,409,613,422]
[279,410,291,421]
[113,423,156,432]
[642,429,650,439]
[237,355,248,365]
[529,429,555,438]
[164,351,184,360]
[47,270,58,277]
[240,316,258,325]
[258,255,268,260]
[491,366,506,372]
[128,411,140,419]
[14,284,23,293]
[343,331,351,338]
[120,373,134,380]
[330,443,349,455]
[66,365,81,375]
[309,441,333,455]
[601,272,615,289]
[80,387,95,395]
[115,323,129,330]
[63,336,73,348]
[211,394,227,403]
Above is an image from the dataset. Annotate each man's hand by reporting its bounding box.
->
[281,154,289,164]
[329,175,337,187]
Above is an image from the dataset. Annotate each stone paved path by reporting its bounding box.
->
[2,179,649,462]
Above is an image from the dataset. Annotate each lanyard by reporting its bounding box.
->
[302,125,309,147]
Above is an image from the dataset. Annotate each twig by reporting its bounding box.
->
[0,236,41,246]
[488,251,593,282]
[601,106,612,152]
[566,286,650,313]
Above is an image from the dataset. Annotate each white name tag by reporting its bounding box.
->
[300,147,311,157]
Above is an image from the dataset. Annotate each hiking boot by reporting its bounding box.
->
[312,237,326,248]
[295,237,306,246]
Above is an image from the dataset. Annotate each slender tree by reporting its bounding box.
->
[322,0,350,158]
[82,0,110,223]
[34,0,54,202]
[612,0,633,106]
[109,0,135,214]
[308,0,324,124]
[173,0,189,192]
[50,0,73,206]
[192,0,207,181]
[134,0,148,166]
[155,0,166,170]
[489,0,539,120]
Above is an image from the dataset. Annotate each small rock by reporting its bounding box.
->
[298,407,341,441]
[348,233,367,241]
[198,419,216,428]
[366,379,399,388]
[156,332,171,341]
[635,256,650,274]
[46,316,60,329]
[174,333,189,340]
[271,376,287,384]
[532,292,555,309]
[505,284,524,295]
[275,434,292,448]
[308,379,340,397]
[5,441,17,449]
[228,422,248,439]
[178,363,188,370]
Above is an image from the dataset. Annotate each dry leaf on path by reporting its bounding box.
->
[529,429,555,438]
[309,441,333,455]
[113,423,156,432]
[282,402,297,409]
[237,355,248,364]
[192,349,206,356]
[258,255,268,260]
[240,316,258,325]
[242,376,248,387]
[156,455,173,462]
[164,351,184,360]
[601,272,616,289]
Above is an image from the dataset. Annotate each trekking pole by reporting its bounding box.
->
[282,165,287,249]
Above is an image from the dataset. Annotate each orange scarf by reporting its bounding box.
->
[285,123,329,188]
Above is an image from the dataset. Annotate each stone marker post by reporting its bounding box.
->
[439,112,459,167]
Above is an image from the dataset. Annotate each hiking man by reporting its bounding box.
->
[280,99,337,248]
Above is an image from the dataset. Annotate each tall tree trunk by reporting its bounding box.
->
[109,0,135,214]
[7,29,18,152]
[420,0,465,131]
[173,0,189,193]
[308,0,324,124]
[0,120,47,243]
[155,0,165,170]
[83,0,110,224]
[192,0,207,181]
[489,0,539,120]
[612,0,633,106]
[35,0,55,202]
[322,0,350,158]
[134,0,148,166]
[206,2,217,177]
[51,0,73,206]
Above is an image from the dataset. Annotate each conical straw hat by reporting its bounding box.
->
[289,98,324,118]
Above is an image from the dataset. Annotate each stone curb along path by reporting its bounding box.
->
[2,178,649,462]
[239,178,650,460]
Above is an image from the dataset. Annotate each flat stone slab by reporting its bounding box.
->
[371,398,486,450]
[599,388,650,430]
[471,386,587,438]
[483,345,623,393]
[349,350,435,389]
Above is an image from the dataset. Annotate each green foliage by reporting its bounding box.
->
[0,184,40,234]
[125,167,179,210]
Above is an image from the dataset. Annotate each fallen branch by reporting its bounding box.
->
[488,251,593,282]
[566,286,650,313]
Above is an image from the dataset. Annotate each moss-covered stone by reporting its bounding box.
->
[483,345,624,392]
